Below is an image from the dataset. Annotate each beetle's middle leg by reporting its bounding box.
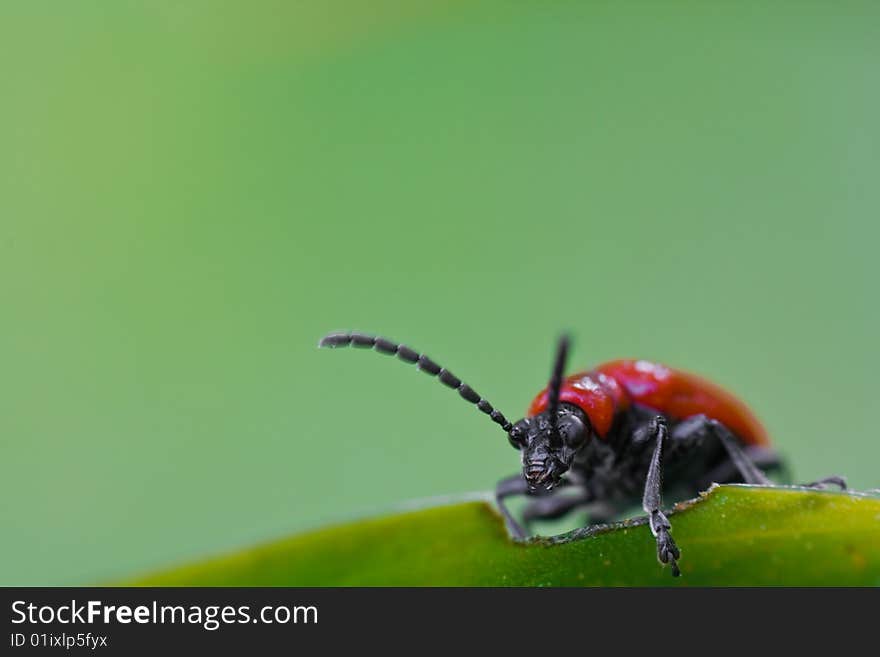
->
[695,445,783,490]
[670,415,773,485]
[671,415,846,490]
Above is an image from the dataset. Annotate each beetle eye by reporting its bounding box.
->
[508,423,527,449]
[558,414,586,447]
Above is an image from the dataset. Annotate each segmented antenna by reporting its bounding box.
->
[546,334,570,443]
[318,331,513,433]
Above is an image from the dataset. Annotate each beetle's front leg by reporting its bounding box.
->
[640,416,681,577]
[495,474,531,539]
[495,474,575,540]
[522,489,595,526]
[648,510,680,576]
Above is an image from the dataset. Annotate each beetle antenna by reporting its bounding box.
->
[546,334,571,438]
[318,331,514,433]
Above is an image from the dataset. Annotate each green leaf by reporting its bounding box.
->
[129,486,880,586]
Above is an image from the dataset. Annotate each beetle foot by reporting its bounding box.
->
[650,511,681,577]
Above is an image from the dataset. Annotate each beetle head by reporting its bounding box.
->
[318,330,587,493]
[508,406,590,491]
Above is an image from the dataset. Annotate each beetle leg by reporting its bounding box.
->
[641,416,682,577]
[495,474,531,539]
[522,490,595,525]
[579,500,624,525]
[712,421,774,485]
[495,475,578,539]
[671,415,773,485]
[696,445,784,489]
[802,475,847,490]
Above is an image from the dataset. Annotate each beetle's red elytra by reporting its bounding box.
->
[528,359,770,446]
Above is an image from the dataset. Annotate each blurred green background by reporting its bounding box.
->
[2,1,878,586]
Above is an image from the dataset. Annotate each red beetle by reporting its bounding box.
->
[319,332,845,576]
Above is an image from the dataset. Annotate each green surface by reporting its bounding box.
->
[131,486,880,586]
[2,2,879,585]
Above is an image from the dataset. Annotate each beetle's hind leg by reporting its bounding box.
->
[802,475,847,490]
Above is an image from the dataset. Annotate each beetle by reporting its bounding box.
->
[318,331,846,576]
